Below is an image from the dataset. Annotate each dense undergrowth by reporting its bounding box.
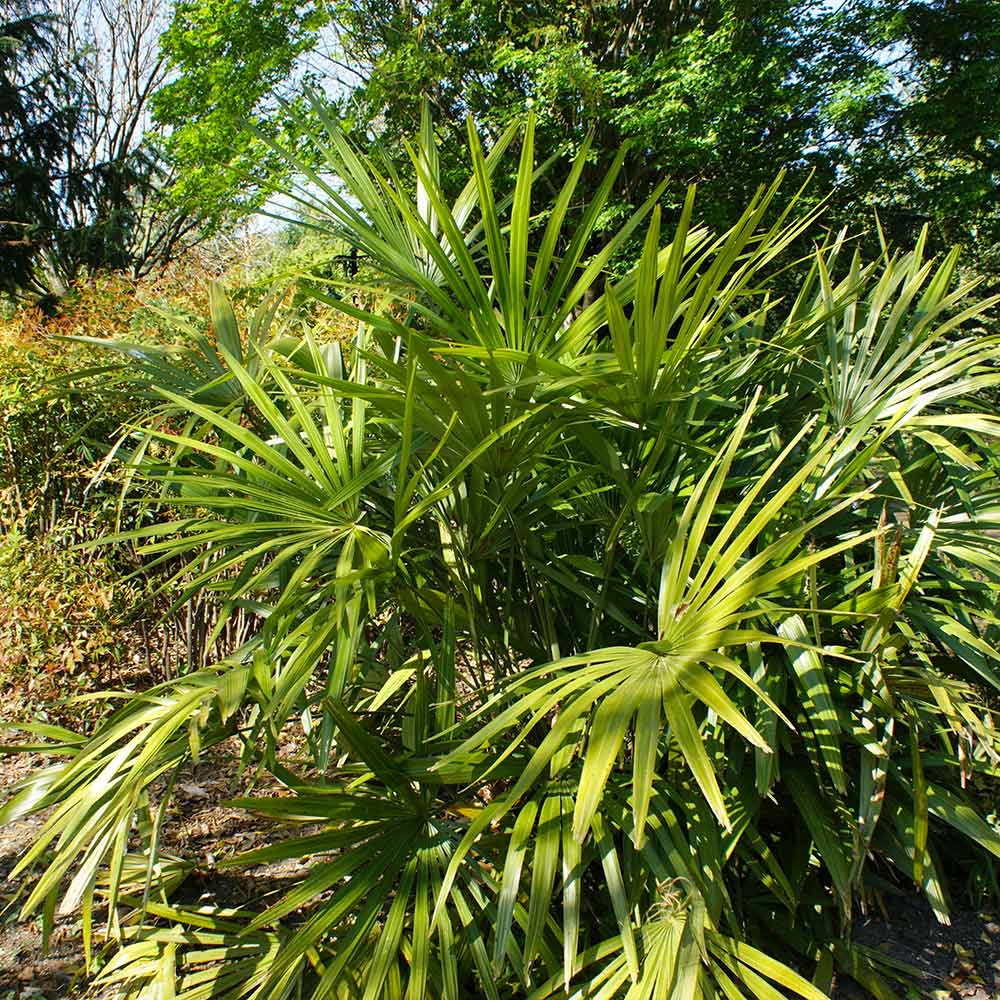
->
[0,241,352,709]
[0,280,165,706]
[4,112,1000,999]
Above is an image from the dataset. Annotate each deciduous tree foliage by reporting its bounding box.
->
[6,110,1000,999]
[151,0,326,231]
[838,0,1000,278]
[154,0,1000,272]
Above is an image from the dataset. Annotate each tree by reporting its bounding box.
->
[151,0,325,233]
[333,0,840,226]
[832,0,1000,277]
[0,4,77,297]
[156,0,838,238]
[155,0,1000,278]
[0,0,204,300]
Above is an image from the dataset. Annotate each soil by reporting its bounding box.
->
[836,895,1000,999]
[0,749,81,999]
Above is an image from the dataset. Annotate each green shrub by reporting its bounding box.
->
[5,111,1000,999]
[0,335,118,533]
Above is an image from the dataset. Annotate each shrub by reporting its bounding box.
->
[0,524,138,700]
[0,266,263,703]
[4,111,1000,999]
[0,325,116,532]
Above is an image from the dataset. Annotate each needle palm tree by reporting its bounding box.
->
[5,101,1000,999]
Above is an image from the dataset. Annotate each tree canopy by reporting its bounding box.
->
[153,0,1000,273]
[5,0,996,297]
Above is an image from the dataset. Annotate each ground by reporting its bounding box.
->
[847,898,1000,999]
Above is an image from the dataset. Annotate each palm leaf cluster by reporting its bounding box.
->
[6,105,1000,999]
